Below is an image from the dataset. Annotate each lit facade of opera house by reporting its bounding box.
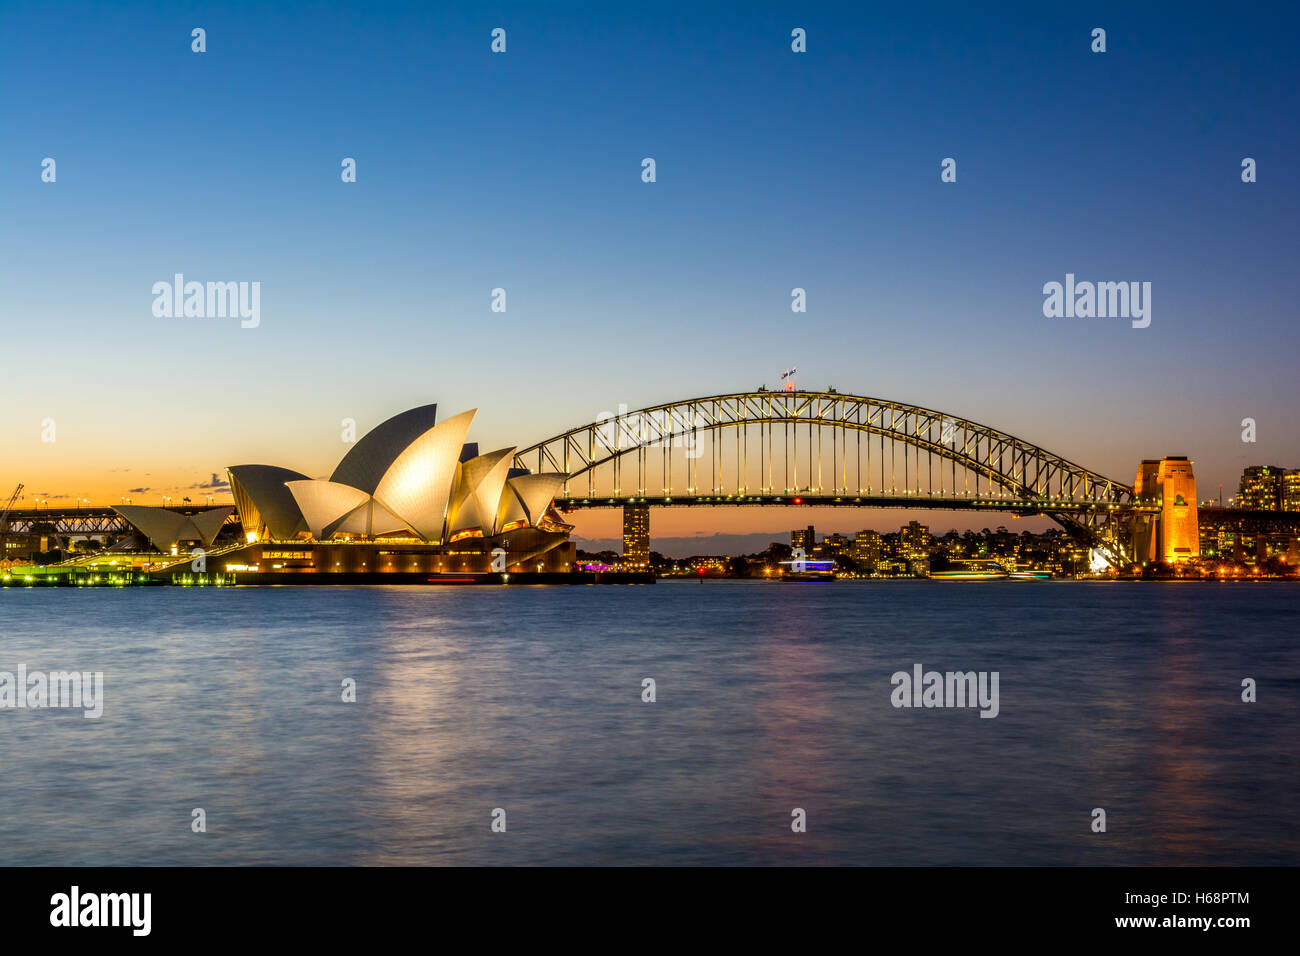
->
[119,404,575,579]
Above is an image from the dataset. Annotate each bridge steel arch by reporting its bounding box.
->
[515,390,1142,565]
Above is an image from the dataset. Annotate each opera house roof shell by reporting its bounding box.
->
[113,505,234,553]
[226,405,567,545]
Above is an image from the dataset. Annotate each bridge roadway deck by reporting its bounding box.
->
[554,493,1158,514]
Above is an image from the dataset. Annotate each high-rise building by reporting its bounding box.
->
[1282,470,1300,511]
[851,530,882,569]
[1238,465,1285,510]
[622,503,650,567]
[822,533,849,556]
[900,521,930,559]
[791,525,815,551]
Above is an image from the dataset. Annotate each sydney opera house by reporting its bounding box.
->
[117,404,575,581]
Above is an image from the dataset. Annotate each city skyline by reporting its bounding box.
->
[8,392,1299,549]
[3,1,1298,545]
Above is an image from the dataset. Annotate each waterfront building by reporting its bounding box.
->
[1283,470,1300,511]
[851,530,882,570]
[115,505,233,554]
[900,521,930,560]
[622,503,650,568]
[1238,465,1286,511]
[112,403,574,578]
[876,556,910,576]
[822,533,850,556]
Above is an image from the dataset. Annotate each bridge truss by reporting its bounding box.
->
[515,390,1149,565]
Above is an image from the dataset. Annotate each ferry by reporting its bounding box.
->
[1008,570,1052,580]
[778,557,837,581]
[928,569,1006,581]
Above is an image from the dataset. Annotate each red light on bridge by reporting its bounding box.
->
[793,496,803,504]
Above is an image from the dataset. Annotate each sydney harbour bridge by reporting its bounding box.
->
[5,389,1296,568]
[510,389,1295,568]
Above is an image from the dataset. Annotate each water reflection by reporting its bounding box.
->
[0,582,1295,865]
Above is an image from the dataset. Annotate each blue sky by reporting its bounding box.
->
[2,1,1296,539]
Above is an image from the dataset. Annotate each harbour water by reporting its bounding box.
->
[1,580,1296,865]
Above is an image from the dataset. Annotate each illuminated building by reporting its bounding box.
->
[822,533,849,556]
[688,556,728,574]
[851,530,882,569]
[791,526,815,551]
[114,403,574,577]
[114,505,233,554]
[1282,470,1300,511]
[622,503,650,568]
[227,464,310,541]
[1238,465,1285,510]
[1132,456,1200,565]
[876,556,910,576]
[900,521,930,559]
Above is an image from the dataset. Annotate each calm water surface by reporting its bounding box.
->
[1,580,1296,865]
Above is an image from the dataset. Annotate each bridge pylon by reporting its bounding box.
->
[1131,457,1200,566]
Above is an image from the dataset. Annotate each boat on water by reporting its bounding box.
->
[929,566,1052,580]
[778,557,837,581]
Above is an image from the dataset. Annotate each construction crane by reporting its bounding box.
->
[0,483,23,527]
[0,483,23,554]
